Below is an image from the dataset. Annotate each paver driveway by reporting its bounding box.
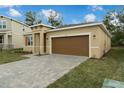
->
[0,54,88,88]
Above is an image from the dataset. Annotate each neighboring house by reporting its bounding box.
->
[23,22,111,59]
[0,15,31,49]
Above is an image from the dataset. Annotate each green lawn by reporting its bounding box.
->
[0,50,27,64]
[48,48,124,88]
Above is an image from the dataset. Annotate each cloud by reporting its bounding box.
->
[0,5,14,9]
[41,9,60,19]
[84,13,96,23]
[72,19,80,24]
[91,5,103,11]
[8,8,22,17]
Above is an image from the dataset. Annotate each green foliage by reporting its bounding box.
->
[25,11,42,26]
[0,50,27,64]
[47,11,63,27]
[10,48,32,54]
[103,10,124,46]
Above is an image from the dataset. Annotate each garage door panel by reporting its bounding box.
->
[52,35,89,56]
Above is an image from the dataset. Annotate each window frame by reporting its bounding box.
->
[0,20,7,30]
[0,21,2,29]
[26,35,33,46]
[2,20,7,29]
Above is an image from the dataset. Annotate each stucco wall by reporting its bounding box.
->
[46,26,111,58]
[23,35,33,52]
[0,17,12,31]
[11,21,31,48]
[22,25,32,52]
[98,27,111,58]
[31,26,52,54]
[0,17,32,49]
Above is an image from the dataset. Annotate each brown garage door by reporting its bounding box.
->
[52,35,89,56]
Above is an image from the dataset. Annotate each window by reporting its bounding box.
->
[0,21,2,29]
[3,21,6,29]
[25,35,32,46]
[0,20,7,29]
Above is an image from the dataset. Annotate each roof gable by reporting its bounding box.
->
[29,23,55,28]
[0,15,29,27]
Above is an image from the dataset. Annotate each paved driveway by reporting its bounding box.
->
[0,54,88,88]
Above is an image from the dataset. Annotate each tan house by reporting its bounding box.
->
[24,22,111,59]
[0,15,31,49]
[0,15,111,58]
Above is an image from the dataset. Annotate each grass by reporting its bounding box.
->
[48,48,124,88]
[0,50,27,64]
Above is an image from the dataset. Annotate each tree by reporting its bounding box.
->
[25,11,42,26]
[103,9,124,46]
[47,11,63,27]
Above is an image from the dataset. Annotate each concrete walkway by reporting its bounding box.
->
[0,54,88,88]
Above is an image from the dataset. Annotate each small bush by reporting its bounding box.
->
[10,48,32,54]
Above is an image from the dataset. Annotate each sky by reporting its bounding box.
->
[0,5,123,25]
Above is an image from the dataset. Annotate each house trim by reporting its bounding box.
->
[29,23,55,28]
[91,46,99,48]
[46,23,111,38]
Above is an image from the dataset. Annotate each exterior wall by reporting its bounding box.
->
[23,26,32,52]
[46,26,101,58]
[0,17,12,31]
[98,27,111,58]
[0,16,32,49]
[46,26,111,58]
[0,17,12,46]
[11,21,31,48]
[32,26,52,54]
[0,17,32,49]
[0,31,12,44]
[23,35,33,52]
